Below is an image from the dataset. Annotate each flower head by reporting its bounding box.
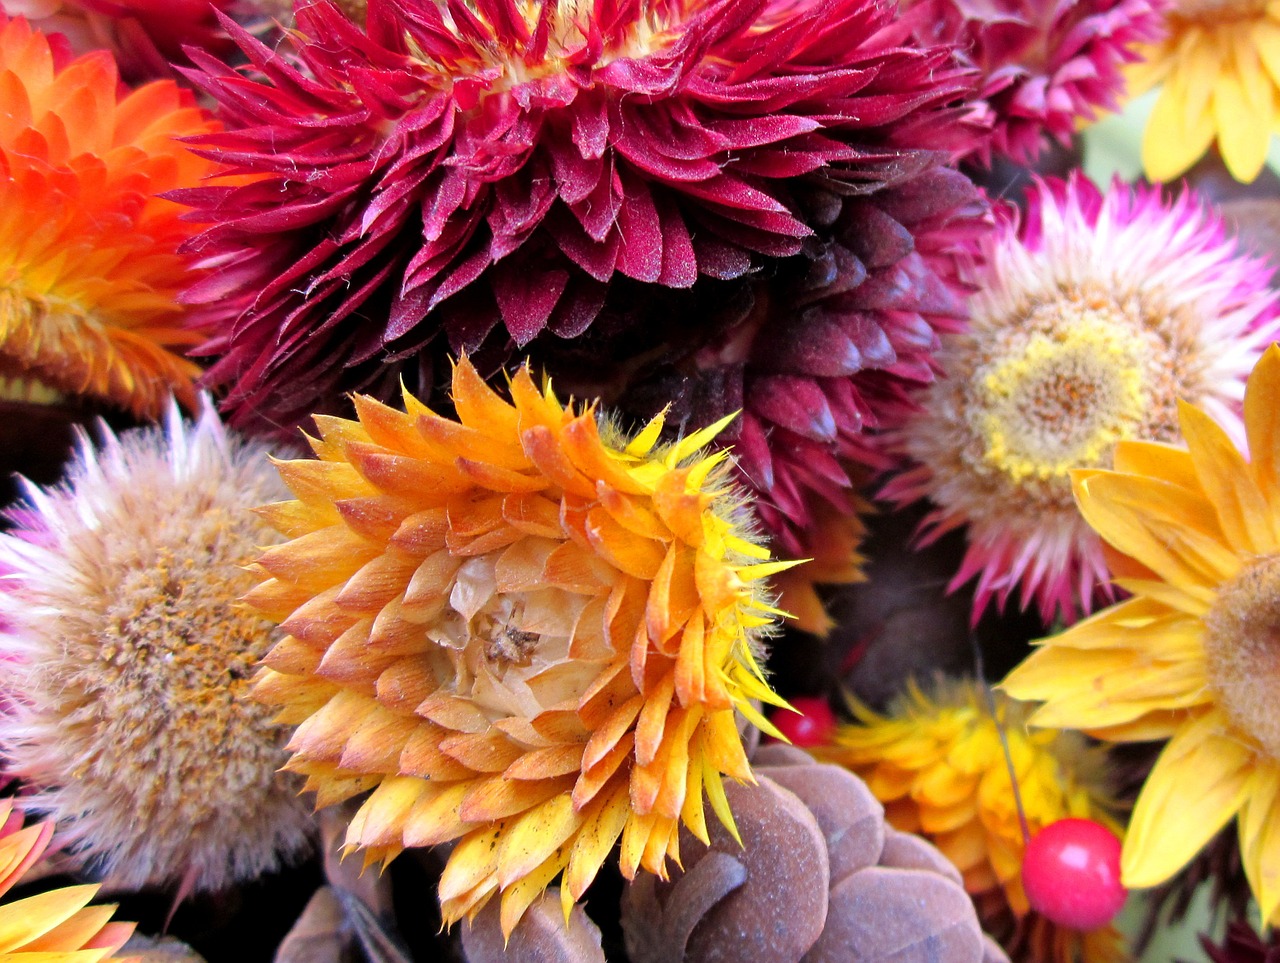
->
[176,0,975,432]
[885,174,1280,624]
[0,401,314,893]
[248,358,790,934]
[1002,344,1280,927]
[1129,0,1280,183]
[906,0,1166,163]
[0,798,136,961]
[816,680,1124,963]
[0,16,223,418]
[5,0,237,81]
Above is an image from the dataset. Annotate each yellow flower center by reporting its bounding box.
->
[406,0,679,94]
[1173,0,1268,22]
[976,309,1148,484]
[1203,554,1280,760]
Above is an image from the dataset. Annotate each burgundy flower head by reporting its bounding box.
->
[906,0,1166,164]
[536,163,989,575]
[176,0,976,431]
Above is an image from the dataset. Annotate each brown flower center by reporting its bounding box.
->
[1203,554,1280,760]
[1173,0,1267,20]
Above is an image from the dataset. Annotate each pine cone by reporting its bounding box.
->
[621,744,1007,963]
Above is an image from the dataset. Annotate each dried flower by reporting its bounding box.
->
[0,798,136,961]
[817,680,1125,963]
[176,0,975,432]
[0,16,222,417]
[248,358,790,935]
[623,744,1000,963]
[905,0,1166,163]
[2,0,236,81]
[885,174,1280,624]
[0,402,314,893]
[1002,344,1280,927]
[1128,0,1280,182]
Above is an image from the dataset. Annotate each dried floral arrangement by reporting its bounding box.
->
[0,0,1279,959]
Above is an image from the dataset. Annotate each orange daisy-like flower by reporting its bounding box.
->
[0,798,136,961]
[249,358,791,934]
[0,15,221,417]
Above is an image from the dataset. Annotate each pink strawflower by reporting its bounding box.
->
[906,0,1166,164]
[175,0,977,432]
[883,173,1280,625]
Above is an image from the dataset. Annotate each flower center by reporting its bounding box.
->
[1203,554,1280,760]
[407,0,679,96]
[1173,0,1267,22]
[427,552,604,721]
[976,310,1148,484]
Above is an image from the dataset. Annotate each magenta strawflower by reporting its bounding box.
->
[906,0,1166,164]
[176,0,977,432]
[884,174,1280,625]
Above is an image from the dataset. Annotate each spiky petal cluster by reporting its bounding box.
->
[248,358,790,935]
[816,681,1125,963]
[534,165,988,596]
[0,799,136,962]
[0,16,223,417]
[885,174,1280,625]
[0,401,314,893]
[905,0,1166,163]
[176,0,976,431]
[1003,345,1280,926]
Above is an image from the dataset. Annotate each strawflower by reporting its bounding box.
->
[0,401,314,893]
[885,174,1280,624]
[1128,0,1280,183]
[816,679,1125,963]
[2,0,236,81]
[248,358,791,935]
[0,16,222,418]
[905,0,1166,163]
[1003,344,1280,926]
[0,798,136,962]
[177,0,976,432]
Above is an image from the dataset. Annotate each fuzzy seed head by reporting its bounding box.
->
[0,401,313,893]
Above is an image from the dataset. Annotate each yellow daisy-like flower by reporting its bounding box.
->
[249,358,790,935]
[0,798,135,961]
[1003,343,1280,924]
[1129,0,1280,182]
[816,680,1124,963]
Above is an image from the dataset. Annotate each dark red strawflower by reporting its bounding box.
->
[176,0,978,432]
[538,164,989,568]
[906,0,1166,164]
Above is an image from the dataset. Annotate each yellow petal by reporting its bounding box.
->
[1238,763,1280,924]
[1122,710,1253,888]
[1143,65,1216,181]
[0,885,98,952]
[1179,399,1274,555]
[1214,54,1271,181]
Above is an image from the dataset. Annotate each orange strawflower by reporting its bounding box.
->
[250,358,792,935]
[0,798,136,961]
[0,16,221,417]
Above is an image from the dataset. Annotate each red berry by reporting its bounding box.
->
[1022,818,1127,931]
[769,696,837,748]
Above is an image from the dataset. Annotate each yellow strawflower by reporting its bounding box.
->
[249,358,792,935]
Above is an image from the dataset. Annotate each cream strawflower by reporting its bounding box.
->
[0,400,313,892]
